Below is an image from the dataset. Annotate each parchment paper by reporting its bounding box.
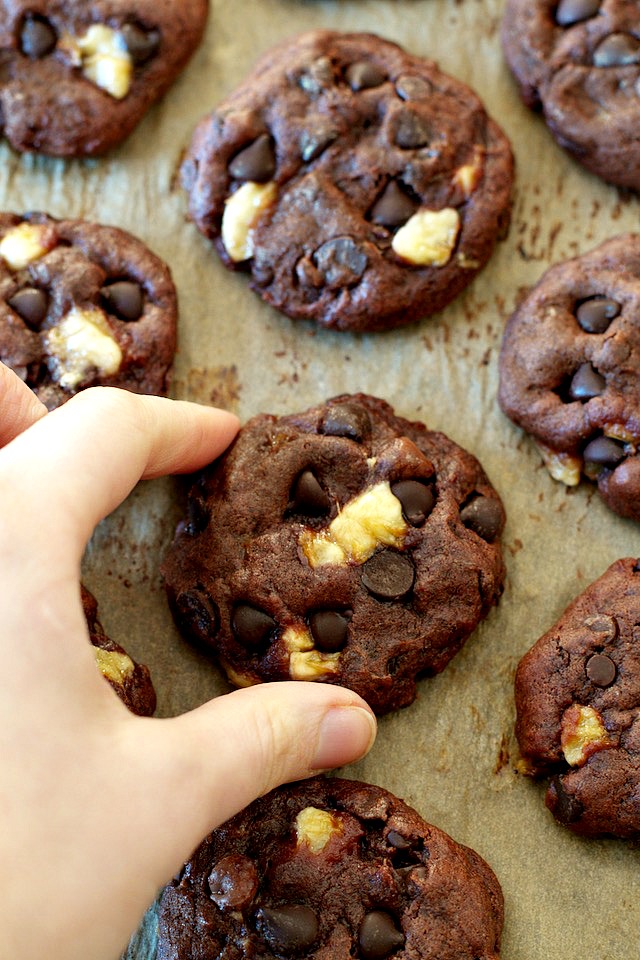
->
[3,1,639,957]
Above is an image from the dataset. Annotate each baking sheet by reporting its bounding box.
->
[3,1,639,957]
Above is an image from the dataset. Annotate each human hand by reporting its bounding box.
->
[0,365,377,960]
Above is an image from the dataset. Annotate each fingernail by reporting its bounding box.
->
[311,705,377,771]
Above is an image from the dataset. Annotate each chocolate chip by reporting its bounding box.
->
[547,777,583,825]
[232,604,276,648]
[460,496,503,542]
[185,493,210,536]
[20,15,57,58]
[299,56,334,96]
[346,61,386,91]
[228,134,276,182]
[256,905,319,953]
[313,237,368,287]
[395,75,432,101]
[393,112,431,149]
[584,614,618,641]
[322,402,371,442]
[575,296,620,333]
[386,830,410,849]
[555,0,601,26]
[362,551,415,600]
[300,124,337,163]
[121,22,160,65]
[594,33,640,67]
[358,910,405,960]
[309,610,350,652]
[101,281,144,321]
[586,653,617,687]
[290,470,331,515]
[175,587,218,644]
[391,480,435,526]
[7,287,48,329]
[582,436,626,468]
[370,182,419,229]
[208,854,259,910]
[568,363,605,401]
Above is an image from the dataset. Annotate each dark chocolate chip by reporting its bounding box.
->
[370,182,419,229]
[361,551,415,600]
[20,15,57,59]
[391,480,435,526]
[395,74,432,101]
[555,0,601,26]
[575,296,620,333]
[398,865,429,892]
[313,237,368,287]
[185,492,210,536]
[208,854,259,911]
[594,32,640,67]
[232,604,276,649]
[299,57,334,96]
[7,287,48,329]
[583,436,626,468]
[568,363,605,401]
[583,614,618,641]
[393,112,431,149]
[120,22,160,65]
[101,281,144,321]
[309,610,350,652]
[386,830,411,849]
[358,910,405,960]
[300,124,337,163]
[256,905,319,953]
[460,496,503,542]
[547,776,583,825]
[228,134,276,183]
[290,470,331,515]
[175,587,219,644]
[322,402,371,442]
[346,61,386,91]
[586,653,617,687]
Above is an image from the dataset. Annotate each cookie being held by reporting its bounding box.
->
[498,234,640,523]
[161,394,506,715]
[158,776,504,960]
[182,29,514,332]
[0,0,209,156]
[515,558,640,839]
[0,212,177,409]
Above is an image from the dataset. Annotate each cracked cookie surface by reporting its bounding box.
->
[161,394,506,715]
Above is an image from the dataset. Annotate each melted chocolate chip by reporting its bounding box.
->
[309,610,350,652]
[313,237,367,287]
[370,182,419,229]
[583,436,626,468]
[391,480,435,526]
[346,61,386,91]
[7,287,48,329]
[386,830,410,849]
[290,470,331,515]
[586,653,617,687]
[185,493,210,536]
[101,281,144,321]
[393,112,431,149]
[460,496,503,542]
[322,402,371,442]
[121,22,160,65]
[395,75,432,101]
[300,124,337,163]
[555,0,601,26]
[175,587,219,644]
[228,135,276,182]
[20,14,57,59]
[568,363,605,401]
[575,296,620,333]
[584,614,618,641]
[362,551,415,600]
[208,854,259,910]
[358,910,405,960]
[593,32,640,67]
[256,905,319,953]
[232,604,276,648]
[547,776,583,825]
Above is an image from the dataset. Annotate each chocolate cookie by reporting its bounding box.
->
[82,585,156,716]
[0,212,177,409]
[181,29,514,332]
[0,1,208,156]
[515,558,640,839]
[158,776,504,960]
[498,234,640,522]
[502,0,640,190]
[161,394,506,715]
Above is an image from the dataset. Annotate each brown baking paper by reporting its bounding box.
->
[2,1,639,957]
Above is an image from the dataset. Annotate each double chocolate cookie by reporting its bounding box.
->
[498,234,640,522]
[181,29,514,332]
[158,776,504,960]
[515,558,640,839]
[502,0,640,190]
[0,1,208,156]
[0,212,177,409]
[161,394,506,715]
[82,585,156,716]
